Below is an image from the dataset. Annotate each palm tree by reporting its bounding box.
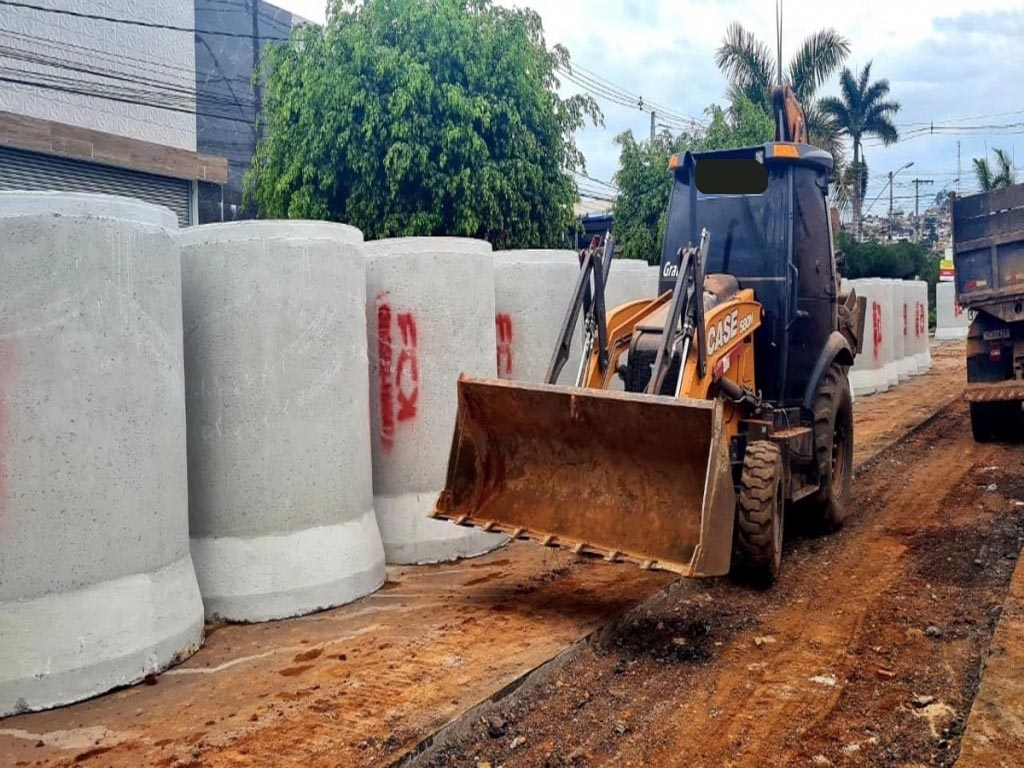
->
[714,23,850,144]
[973,148,1016,191]
[818,61,901,240]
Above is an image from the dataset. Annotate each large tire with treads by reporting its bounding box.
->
[734,440,784,584]
[808,361,854,531]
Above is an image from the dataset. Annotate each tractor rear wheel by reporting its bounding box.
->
[809,361,854,532]
[735,440,785,584]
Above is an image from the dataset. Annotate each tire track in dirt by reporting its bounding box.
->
[615,403,997,767]
[423,399,1024,768]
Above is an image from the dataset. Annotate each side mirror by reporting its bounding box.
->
[834,249,846,269]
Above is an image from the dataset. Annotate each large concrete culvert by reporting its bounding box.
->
[0,192,205,716]
[493,249,580,383]
[178,220,386,623]
[364,236,508,564]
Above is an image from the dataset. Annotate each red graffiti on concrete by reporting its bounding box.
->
[495,313,514,376]
[376,294,420,452]
[915,302,926,338]
[903,304,908,337]
[376,293,395,451]
[872,301,883,361]
[395,312,419,422]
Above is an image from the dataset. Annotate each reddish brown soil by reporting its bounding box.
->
[1,340,1000,768]
[422,397,1024,768]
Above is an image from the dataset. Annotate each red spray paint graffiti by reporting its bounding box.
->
[872,301,883,362]
[376,295,395,451]
[396,312,419,422]
[375,292,419,452]
[495,313,513,376]
[915,302,926,338]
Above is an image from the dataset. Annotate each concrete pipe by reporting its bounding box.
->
[364,237,507,564]
[179,220,386,623]
[846,278,891,396]
[910,280,932,373]
[894,281,918,380]
[880,280,900,389]
[0,192,204,716]
[935,281,969,340]
[493,249,580,383]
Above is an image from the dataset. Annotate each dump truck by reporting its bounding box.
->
[431,85,866,584]
[950,182,1024,442]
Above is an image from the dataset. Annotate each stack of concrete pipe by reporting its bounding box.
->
[843,277,934,399]
[0,192,205,716]
[935,281,970,340]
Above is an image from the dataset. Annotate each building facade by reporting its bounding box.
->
[0,0,227,225]
[193,0,307,224]
[0,0,310,227]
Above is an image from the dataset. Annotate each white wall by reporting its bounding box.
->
[0,0,197,150]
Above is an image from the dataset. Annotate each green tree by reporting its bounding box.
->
[700,95,776,151]
[244,0,601,248]
[973,148,1016,191]
[819,61,901,241]
[610,131,687,263]
[611,95,775,264]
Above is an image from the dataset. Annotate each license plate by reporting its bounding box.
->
[983,328,1011,341]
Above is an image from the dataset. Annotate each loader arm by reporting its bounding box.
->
[545,234,615,386]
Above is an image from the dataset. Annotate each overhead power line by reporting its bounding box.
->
[554,62,705,132]
[0,0,276,39]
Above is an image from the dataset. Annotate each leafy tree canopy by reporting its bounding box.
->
[611,95,774,264]
[244,0,601,248]
[836,232,937,282]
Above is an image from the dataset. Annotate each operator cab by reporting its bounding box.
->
[658,142,838,405]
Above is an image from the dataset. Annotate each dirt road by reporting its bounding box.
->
[423,393,1024,766]
[0,340,999,768]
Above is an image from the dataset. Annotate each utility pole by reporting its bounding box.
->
[650,110,655,142]
[911,178,933,243]
[957,141,962,194]
[888,171,895,240]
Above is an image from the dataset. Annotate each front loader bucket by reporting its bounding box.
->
[431,376,737,577]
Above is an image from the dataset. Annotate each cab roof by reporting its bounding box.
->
[668,141,834,174]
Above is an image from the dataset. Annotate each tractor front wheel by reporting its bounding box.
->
[734,440,785,585]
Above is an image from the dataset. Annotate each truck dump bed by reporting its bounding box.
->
[951,184,1024,314]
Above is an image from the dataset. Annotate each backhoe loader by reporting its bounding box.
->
[431,84,867,583]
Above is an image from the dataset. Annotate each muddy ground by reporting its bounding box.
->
[6,340,1020,768]
[422,400,1024,768]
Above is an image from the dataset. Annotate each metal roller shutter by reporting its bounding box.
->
[0,146,193,226]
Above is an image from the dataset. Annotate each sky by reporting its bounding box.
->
[271,0,1024,214]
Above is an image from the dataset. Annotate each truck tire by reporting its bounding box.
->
[735,440,785,584]
[970,401,1022,443]
[808,361,854,531]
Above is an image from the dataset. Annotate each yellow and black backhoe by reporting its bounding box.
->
[431,85,866,584]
